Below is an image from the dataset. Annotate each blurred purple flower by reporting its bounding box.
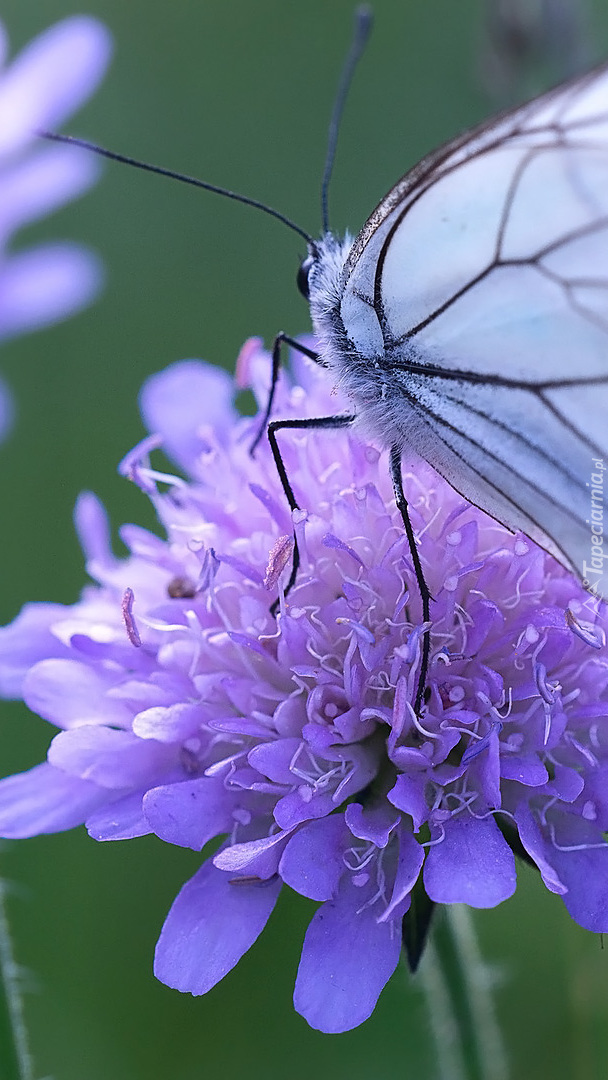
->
[0,340,607,1032]
[0,14,111,442]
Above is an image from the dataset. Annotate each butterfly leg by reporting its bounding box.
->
[389,445,432,715]
[267,413,356,608]
[249,334,321,457]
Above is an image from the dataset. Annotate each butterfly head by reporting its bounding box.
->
[296,252,315,301]
[297,232,353,309]
[297,233,354,368]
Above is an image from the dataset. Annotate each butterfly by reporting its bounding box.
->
[293,42,604,613]
[45,12,608,705]
[246,18,603,707]
[299,53,608,607]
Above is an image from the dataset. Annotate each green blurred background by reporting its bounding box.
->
[1,1,608,1077]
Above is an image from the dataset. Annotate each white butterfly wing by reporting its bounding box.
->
[337,63,608,596]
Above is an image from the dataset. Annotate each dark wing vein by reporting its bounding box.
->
[420,381,587,486]
[537,389,604,453]
[390,146,608,343]
[401,383,589,528]
[386,355,608,392]
[346,58,608,279]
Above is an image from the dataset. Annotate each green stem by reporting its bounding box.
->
[0,877,33,1080]
[419,905,508,1080]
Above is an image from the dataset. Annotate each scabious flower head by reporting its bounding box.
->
[0,339,607,1032]
[0,14,111,441]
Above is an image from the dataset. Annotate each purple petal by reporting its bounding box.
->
[234,336,272,403]
[544,763,585,803]
[547,816,608,931]
[514,802,567,895]
[274,788,335,830]
[322,533,364,566]
[0,16,112,159]
[580,765,608,829]
[112,676,192,713]
[0,601,71,696]
[475,727,502,810]
[279,815,348,900]
[379,827,425,922]
[249,482,290,531]
[247,737,301,783]
[0,145,99,238]
[218,552,264,586]
[48,727,168,788]
[500,754,549,786]
[0,762,105,837]
[74,491,114,570]
[132,702,203,743]
[387,773,429,832]
[345,801,400,848]
[86,791,150,840]
[139,360,236,472]
[144,776,236,850]
[154,858,281,994]
[293,875,401,1032]
[214,830,292,878]
[424,814,516,907]
[23,657,130,728]
[0,244,102,340]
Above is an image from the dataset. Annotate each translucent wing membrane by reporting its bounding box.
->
[338,62,608,595]
[399,376,595,570]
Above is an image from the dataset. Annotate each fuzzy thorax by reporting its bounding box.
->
[307,230,417,451]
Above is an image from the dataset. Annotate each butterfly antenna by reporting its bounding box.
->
[320,5,373,234]
[40,130,314,245]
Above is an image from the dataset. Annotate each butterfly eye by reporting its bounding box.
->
[296,254,314,300]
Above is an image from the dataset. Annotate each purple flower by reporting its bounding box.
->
[0,338,607,1032]
[0,14,111,442]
